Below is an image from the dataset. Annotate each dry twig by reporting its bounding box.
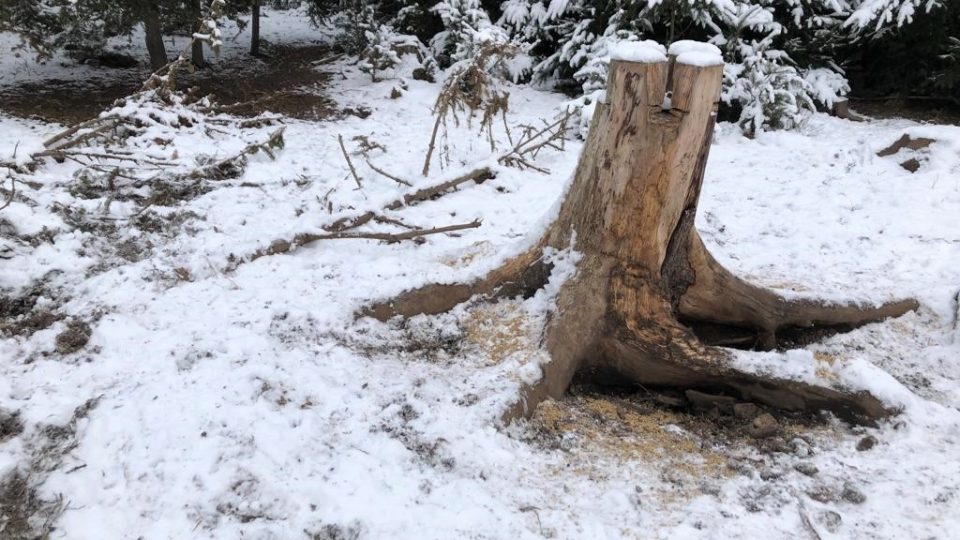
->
[234,219,481,268]
[338,134,363,189]
[366,159,412,187]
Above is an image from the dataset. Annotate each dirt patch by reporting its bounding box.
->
[199,44,337,121]
[849,98,960,126]
[55,319,92,355]
[0,44,337,124]
[0,408,24,442]
[0,470,65,540]
[0,309,63,339]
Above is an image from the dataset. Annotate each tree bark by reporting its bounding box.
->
[142,2,168,71]
[250,0,261,57]
[368,54,919,425]
[191,0,206,68]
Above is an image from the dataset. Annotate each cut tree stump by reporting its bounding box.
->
[367,49,919,424]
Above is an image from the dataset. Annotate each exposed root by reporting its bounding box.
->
[364,241,552,320]
[677,233,918,350]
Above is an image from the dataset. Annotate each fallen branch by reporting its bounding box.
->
[230,157,498,271]
[366,159,412,187]
[43,115,122,150]
[497,111,571,172]
[797,503,823,540]
[313,219,479,243]
[325,167,494,233]
[162,127,286,183]
[0,172,14,212]
[391,167,494,210]
[233,219,481,269]
[35,149,172,166]
[338,134,363,189]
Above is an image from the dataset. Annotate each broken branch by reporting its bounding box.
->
[338,134,363,189]
[366,159,412,187]
[234,219,481,269]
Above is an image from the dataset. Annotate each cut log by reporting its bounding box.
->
[368,49,918,424]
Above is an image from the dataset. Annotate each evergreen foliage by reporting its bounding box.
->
[2,0,956,132]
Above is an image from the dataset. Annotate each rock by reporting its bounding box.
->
[733,402,760,420]
[899,157,922,172]
[819,510,843,533]
[856,435,878,451]
[877,134,935,157]
[807,485,838,503]
[790,437,812,457]
[685,389,736,413]
[794,462,819,477]
[760,468,783,481]
[842,483,866,504]
[748,413,779,439]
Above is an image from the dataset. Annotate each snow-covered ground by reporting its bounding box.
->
[2,8,960,540]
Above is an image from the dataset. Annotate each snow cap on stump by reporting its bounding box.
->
[609,40,667,63]
[668,40,723,67]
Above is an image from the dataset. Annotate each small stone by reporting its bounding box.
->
[748,413,779,439]
[790,437,812,457]
[819,510,842,533]
[842,484,866,504]
[733,402,760,420]
[899,157,922,172]
[794,462,819,477]
[760,468,783,481]
[807,485,837,503]
[856,435,877,452]
[412,67,435,83]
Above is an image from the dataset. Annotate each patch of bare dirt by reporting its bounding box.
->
[0,44,337,124]
[849,98,960,126]
[0,470,65,540]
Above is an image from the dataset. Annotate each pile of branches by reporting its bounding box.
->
[1,0,284,219]
[231,108,572,271]
[224,37,573,271]
[36,91,284,210]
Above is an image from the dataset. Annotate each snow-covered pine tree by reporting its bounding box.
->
[0,0,62,58]
[495,0,860,135]
[846,0,943,32]
[358,24,404,81]
[431,0,511,68]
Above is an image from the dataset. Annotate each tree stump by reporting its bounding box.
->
[369,47,918,424]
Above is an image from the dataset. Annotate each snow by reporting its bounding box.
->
[669,39,723,66]
[3,8,960,540]
[675,51,723,67]
[608,40,667,64]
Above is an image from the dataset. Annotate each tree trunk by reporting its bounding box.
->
[143,2,168,71]
[368,54,918,425]
[250,0,261,57]
[191,0,206,68]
